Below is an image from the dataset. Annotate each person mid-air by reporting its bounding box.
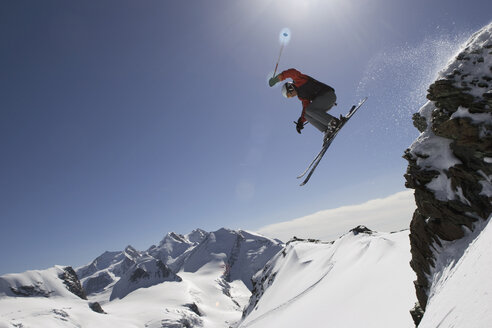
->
[269,68,341,140]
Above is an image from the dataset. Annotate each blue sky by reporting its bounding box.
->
[0,0,490,274]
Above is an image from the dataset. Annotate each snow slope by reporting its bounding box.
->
[239,228,416,328]
[109,256,182,301]
[0,266,83,299]
[258,190,414,241]
[181,229,282,290]
[0,266,126,328]
[418,217,492,328]
[0,262,249,328]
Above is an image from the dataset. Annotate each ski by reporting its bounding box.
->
[299,141,330,186]
[299,97,367,186]
[296,145,327,179]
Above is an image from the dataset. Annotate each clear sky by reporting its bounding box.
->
[0,0,490,275]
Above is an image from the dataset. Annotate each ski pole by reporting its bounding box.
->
[272,43,284,78]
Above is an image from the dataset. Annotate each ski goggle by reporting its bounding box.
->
[282,83,296,98]
[286,84,295,94]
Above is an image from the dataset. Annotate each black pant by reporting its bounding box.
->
[304,90,337,132]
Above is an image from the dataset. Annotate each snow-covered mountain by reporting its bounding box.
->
[0,266,86,300]
[1,22,491,328]
[239,226,416,328]
[0,228,284,327]
[74,228,282,302]
[0,226,419,328]
[404,21,492,325]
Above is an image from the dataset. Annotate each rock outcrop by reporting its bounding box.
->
[404,22,492,324]
[89,301,106,314]
[59,266,87,300]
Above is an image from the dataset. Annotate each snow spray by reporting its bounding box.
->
[356,31,470,139]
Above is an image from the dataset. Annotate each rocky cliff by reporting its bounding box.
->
[404,22,492,324]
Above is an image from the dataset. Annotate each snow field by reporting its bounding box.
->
[419,217,492,328]
[239,230,416,328]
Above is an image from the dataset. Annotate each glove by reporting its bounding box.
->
[269,75,280,87]
[294,118,305,134]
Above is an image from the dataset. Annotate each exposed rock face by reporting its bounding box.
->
[350,225,374,235]
[59,266,87,300]
[404,22,492,323]
[184,302,202,316]
[89,301,106,314]
[9,283,54,298]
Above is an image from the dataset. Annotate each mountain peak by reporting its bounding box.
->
[186,228,208,244]
[160,232,187,245]
[71,227,284,303]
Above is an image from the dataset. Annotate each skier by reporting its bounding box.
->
[269,68,340,139]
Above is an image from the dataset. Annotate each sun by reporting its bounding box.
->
[265,0,345,24]
[279,0,317,20]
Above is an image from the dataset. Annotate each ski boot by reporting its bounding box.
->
[323,118,341,144]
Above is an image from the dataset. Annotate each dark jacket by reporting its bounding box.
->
[279,68,334,123]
